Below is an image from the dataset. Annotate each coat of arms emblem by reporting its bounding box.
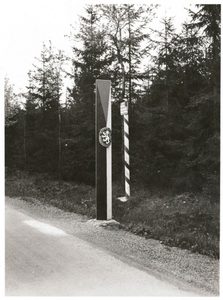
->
[99,127,112,147]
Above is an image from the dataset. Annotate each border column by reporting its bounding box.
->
[95,80,112,220]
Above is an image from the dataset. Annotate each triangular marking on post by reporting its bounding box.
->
[96,80,111,121]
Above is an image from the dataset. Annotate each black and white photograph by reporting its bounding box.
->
[1,0,221,297]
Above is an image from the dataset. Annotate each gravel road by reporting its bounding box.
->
[5,196,219,296]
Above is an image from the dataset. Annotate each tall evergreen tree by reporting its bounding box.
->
[4,77,20,127]
[25,42,64,174]
[100,4,156,105]
[189,5,220,90]
[189,4,220,132]
[5,77,24,169]
[65,5,112,183]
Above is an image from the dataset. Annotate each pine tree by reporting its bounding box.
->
[25,42,64,174]
[4,77,20,127]
[100,4,156,105]
[189,4,220,132]
[189,5,220,90]
[65,5,112,183]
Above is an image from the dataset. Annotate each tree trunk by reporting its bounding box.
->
[23,112,27,170]
[58,104,62,185]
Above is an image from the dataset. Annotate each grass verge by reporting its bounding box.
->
[5,169,219,259]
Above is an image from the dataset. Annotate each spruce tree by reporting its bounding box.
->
[25,42,64,174]
[65,5,112,183]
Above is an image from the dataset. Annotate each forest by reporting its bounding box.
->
[5,4,220,197]
[5,4,220,257]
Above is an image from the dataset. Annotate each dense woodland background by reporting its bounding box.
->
[5,4,220,201]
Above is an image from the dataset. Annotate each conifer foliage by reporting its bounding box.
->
[24,41,64,174]
[5,4,220,200]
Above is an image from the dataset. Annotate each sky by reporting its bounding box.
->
[0,0,84,92]
[0,0,216,93]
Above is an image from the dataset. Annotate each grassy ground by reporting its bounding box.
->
[5,170,219,258]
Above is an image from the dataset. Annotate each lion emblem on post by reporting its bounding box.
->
[99,127,112,147]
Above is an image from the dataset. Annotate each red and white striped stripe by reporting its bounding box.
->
[123,111,130,198]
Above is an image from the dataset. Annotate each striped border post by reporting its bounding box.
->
[95,80,112,220]
[118,101,130,202]
[123,103,130,198]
